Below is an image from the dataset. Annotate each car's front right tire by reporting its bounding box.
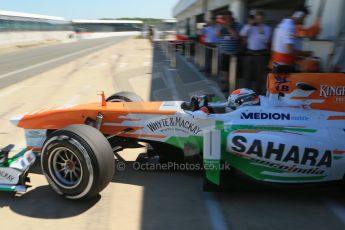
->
[41,124,115,199]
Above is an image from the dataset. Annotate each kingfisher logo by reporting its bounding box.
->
[241,112,290,120]
[320,85,345,98]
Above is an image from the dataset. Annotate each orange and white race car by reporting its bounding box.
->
[1,66,345,199]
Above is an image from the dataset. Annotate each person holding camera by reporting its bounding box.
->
[217,11,241,56]
[216,10,241,87]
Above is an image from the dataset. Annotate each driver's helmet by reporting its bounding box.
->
[228,88,259,110]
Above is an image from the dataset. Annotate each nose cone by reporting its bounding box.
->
[10,114,24,126]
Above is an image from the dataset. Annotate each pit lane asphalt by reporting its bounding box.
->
[1,38,345,230]
[0,36,128,89]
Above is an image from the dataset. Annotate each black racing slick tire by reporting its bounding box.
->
[106,91,143,102]
[41,124,115,200]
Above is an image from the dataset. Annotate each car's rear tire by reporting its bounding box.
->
[41,124,115,199]
[106,91,143,102]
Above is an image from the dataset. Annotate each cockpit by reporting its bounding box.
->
[181,90,261,114]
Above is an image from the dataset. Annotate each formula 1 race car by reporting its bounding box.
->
[1,66,344,199]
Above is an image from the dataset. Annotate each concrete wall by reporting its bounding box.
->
[301,0,345,71]
[305,0,345,40]
[175,0,204,35]
[174,0,246,31]
[208,0,229,11]
[229,0,245,23]
[77,31,141,40]
[303,40,335,70]
[0,31,75,47]
[173,0,199,17]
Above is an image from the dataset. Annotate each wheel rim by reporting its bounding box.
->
[48,147,83,189]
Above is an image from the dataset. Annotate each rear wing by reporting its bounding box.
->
[266,72,345,112]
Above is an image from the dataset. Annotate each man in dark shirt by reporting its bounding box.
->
[216,10,241,80]
[218,11,241,55]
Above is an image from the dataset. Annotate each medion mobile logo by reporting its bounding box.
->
[320,85,345,98]
[241,112,290,120]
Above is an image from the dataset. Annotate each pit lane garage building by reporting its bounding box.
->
[0,10,74,47]
[173,0,345,71]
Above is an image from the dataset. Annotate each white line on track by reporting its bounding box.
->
[162,66,179,100]
[0,40,116,80]
[204,192,229,230]
[325,198,345,225]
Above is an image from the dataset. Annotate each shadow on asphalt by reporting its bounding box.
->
[149,42,171,101]
[0,186,100,219]
[0,185,100,219]
[0,157,100,219]
[112,161,212,230]
[3,157,345,227]
[112,161,345,230]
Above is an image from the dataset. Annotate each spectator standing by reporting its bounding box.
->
[218,11,241,56]
[203,17,219,45]
[240,11,272,92]
[241,15,255,50]
[217,11,241,90]
[148,25,155,44]
[202,16,219,73]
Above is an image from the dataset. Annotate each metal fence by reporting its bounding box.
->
[160,40,243,94]
[160,39,272,95]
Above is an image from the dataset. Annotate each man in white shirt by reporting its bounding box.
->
[240,11,271,92]
[240,11,271,51]
[202,17,219,45]
[270,5,314,68]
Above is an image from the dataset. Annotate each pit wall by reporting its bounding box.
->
[76,31,141,40]
[0,31,75,48]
